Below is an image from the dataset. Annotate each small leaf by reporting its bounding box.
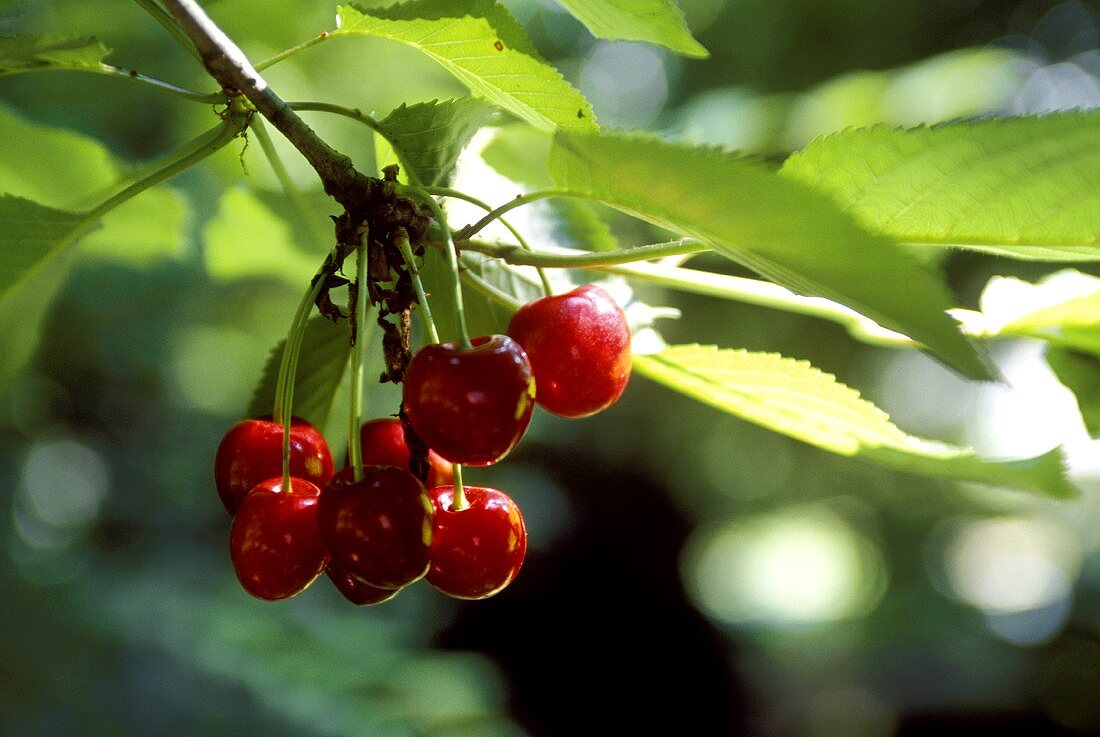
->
[0,34,109,76]
[549,129,990,379]
[1046,347,1100,437]
[781,113,1100,260]
[246,315,356,428]
[553,0,708,58]
[378,97,495,186]
[633,344,1077,498]
[336,1,596,131]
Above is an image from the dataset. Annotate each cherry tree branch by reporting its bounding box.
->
[160,0,371,206]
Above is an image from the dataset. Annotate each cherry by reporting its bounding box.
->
[214,416,334,515]
[358,418,452,487]
[426,485,527,600]
[403,335,536,466]
[229,477,328,601]
[507,284,631,418]
[318,465,433,589]
[325,561,401,606]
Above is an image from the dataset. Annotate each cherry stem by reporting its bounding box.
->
[420,186,553,296]
[453,188,574,241]
[348,232,371,483]
[395,230,441,344]
[459,237,710,268]
[274,261,328,487]
[251,117,331,246]
[396,184,473,350]
[451,464,468,512]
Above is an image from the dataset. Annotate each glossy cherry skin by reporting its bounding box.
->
[508,284,631,418]
[325,561,401,606]
[230,477,328,601]
[358,418,452,488]
[427,485,527,600]
[403,335,536,466]
[214,416,334,515]
[318,465,433,590]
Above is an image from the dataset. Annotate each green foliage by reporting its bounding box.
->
[80,187,190,265]
[247,315,356,429]
[782,113,1100,260]
[336,1,596,131]
[0,196,85,381]
[633,344,1076,498]
[378,97,495,185]
[0,33,109,75]
[1046,347,1100,437]
[480,125,618,251]
[548,129,991,379]
[204,187,325,284]
[552,0,708,58]
[966,270,1100,355]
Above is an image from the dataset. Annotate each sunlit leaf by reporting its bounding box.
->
[964,270,1100,355]
[0,33,109,76]
[634,344,1076,498]
[549,129,990,379]
[378,97,495,186]
[336,1,596,131]
[781,113,1100,260]
[482,125,618,251]
[553,0,708,58]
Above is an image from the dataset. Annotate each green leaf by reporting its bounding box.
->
[378,97,495,186]
[0,34,109,76]
[553,0,708,58]
[0,102,118,208]
[80,187,190,266]
[246,315,356,429]
[781,113,1100,260]
[1046,347,1100,437]
[964,270,1100,355]
[204,187,321,284]
[633,344,1076,498]
[0,195,89,382]
[549,129,990,379]
[482,125,618,251]
[336,1,596,131]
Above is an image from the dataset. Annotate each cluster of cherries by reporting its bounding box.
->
[214,284,632,604]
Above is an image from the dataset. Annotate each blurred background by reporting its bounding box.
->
[2,0,1100,734]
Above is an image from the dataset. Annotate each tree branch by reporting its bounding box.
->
[161,0,371,207]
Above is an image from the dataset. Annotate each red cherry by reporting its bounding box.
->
[508,285,631,418]
[325,561,401,606]
[229,477,328,601]
[358,418,453,487]
[427,485,527,600]
[403,335,536,466]
[214,416,334,515]
[318,466,433,589]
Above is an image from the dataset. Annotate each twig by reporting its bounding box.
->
[161,0,370,206]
